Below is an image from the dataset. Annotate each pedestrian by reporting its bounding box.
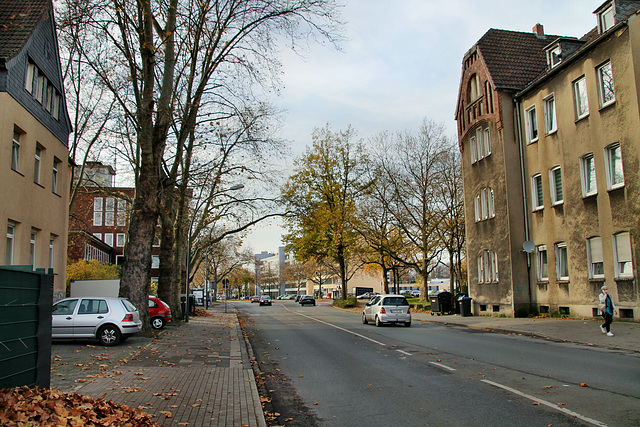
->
[598,285,617,337]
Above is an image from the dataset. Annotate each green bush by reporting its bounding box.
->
[333,296,357,309]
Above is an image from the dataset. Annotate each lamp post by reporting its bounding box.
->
[185,183,244,322]
[316,271,322,299]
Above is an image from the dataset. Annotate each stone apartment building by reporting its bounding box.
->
[0,0,72,297]
[457,0,640,320]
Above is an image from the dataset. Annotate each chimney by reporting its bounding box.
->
[533,23,545,37]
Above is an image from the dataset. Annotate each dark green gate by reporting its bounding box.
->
[0,266,53,388]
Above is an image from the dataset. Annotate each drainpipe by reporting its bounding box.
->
[514,98,533,315]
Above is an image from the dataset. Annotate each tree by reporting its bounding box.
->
[66,259,121,293]
[59,0,342,330]
[281,125,372,299]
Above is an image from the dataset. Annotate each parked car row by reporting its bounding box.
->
[52,295,173,346]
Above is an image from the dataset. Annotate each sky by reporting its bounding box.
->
[244,0,606,254]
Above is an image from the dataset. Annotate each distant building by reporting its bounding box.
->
[456,1,640,319]
[0,0,72,297]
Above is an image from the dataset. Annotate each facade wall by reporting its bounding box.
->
[0,93,70,295]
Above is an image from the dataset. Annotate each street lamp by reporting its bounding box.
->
[185,183,244,322]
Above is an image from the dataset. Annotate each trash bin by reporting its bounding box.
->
[458,297,473,317]
[430,291,453,315]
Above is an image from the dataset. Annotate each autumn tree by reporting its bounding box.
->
[58,0,342,329]
[281,125,372,299]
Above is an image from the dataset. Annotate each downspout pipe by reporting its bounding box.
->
[514,98,533,315]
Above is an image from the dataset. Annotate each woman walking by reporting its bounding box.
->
[599,285,617,337]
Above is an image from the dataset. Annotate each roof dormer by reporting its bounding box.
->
[544,38,585,68]
[597,2,615,33]
[594,1,640,35]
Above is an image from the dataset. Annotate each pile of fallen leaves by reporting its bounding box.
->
[194,308,214,317]
[0,386,160,426]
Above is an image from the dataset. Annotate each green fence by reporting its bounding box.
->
[0,266,53,389]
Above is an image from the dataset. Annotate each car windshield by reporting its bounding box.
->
[382,297,408,306]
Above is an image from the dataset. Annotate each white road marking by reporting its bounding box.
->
[291,310,388,346]
[481,380,607,427]
[396,350,413,356]
[430,362,456,371]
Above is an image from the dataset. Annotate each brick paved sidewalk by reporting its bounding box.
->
[58,311,266,427]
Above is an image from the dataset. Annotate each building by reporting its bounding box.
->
[456,0,640,320]
[68,161,162,284]
[0,0,72,298]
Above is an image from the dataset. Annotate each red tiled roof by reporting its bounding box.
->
[0,0,51,60]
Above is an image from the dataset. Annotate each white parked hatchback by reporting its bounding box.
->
[362,294,411,327]
[52,297,142,346]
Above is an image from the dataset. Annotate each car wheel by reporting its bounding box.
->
[362,313,368,324]
[375,316,382,327]
[98,324,121,346]
[151,317,165,329]
[312,302,316,306]
[405,321,411,327]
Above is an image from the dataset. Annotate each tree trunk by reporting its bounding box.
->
[158,185,177,315]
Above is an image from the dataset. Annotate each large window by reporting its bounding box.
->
[525,105,538,143]
[536,245,548,281]
[597,61,615,107]
[543,94,557,134]
[613,232,633,278]
[549,166,563,205]
[580,153,597,197]
[604,143,624,190]
[11,129,21,171]
[105,197,115,226]
[6,222,16,265]
[587,237,604,279]
[477,250,498,284]
[531,174,543,211]
[555,242,569,281]
[117,199,128,226]
[574,77,589,119]
[474,187,495,222]
[93,197,103,226]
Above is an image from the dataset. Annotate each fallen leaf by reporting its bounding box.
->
[580,383,588,387]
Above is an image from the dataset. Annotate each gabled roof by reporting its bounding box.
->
[476,28,570,91]
[0,0,51,60]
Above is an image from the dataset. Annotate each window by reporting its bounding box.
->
[11,129,21,171]
[525,105,538,143]
[470,136,477,163]
[45,85,53,112]
[488,188,495,218]
[93,233,102,241]
[6,222,16,265]
[93,197,103,226]
[543,94,557,134]
[477,255,484,284]
[483,128,491,156]
[531,174,543,210]
[35,73,44,103]
[52,158,61,193]
[537,245,548,281]
[597,61,615,107]
[117,199,128,226]
[469,74,481,101]
[613,232,633,278]
[574,77,589,119]
[34,145,43,184]
[25,62,35,93]
[105,197,115,226]
[116,233,126,247]
[153,235,161,247]
[104,233,114,247]
[152,255,160,269]
[555,242,569,280]
[604,143,624,190]
[52,93,60,120]
[580,153,597,197]
[491,251,499,282]
[599,5,615,33]
[549,166,563,205]
[30,229,37,269]
[49,235,55,269]
[481,188,488,220]
[587,237,604,279]
[474,194,481,222]
[548,45,562,68]
[476,127,484,160]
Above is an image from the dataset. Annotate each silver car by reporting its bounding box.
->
[362,294,411,327]
[52,297,142,346]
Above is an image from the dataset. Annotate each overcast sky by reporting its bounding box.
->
[245,0,606,254]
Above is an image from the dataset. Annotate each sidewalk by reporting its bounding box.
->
[56,304,266,427]
[411,310,640,353]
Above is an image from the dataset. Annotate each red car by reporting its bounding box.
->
[250,295,260,303]
[149,296,172,329]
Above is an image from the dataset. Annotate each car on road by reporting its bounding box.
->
[410,289,421,298]
[362,294,411,327]
[52,297,143,346]
[259,295,272,306]
[149,296,172,329]
[299,295,316,306]
[250,295,260,303]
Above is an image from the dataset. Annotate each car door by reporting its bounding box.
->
[74,298,110,337]
[365,296,381,321]
[52,299,79,337]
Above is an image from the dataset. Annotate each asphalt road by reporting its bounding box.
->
[237,300,640,427]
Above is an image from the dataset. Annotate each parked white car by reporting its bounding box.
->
[362,294,411,327]
[52,297,142,346]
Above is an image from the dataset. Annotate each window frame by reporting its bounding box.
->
[30,229,37,269]
[116,233,126,247]
[597,61,615,108]
[549,166,563,206]
[6,222,16,265]
[49,235,55,270]
[574,76,589,120]
[604,142,624,190]
[93,197,103,226]
[579,153,597,197]
[470,136,477,164]
[531,174,544,211]
[536,245,548,282]
[586,236,605,279]
[599,5,615,33]
[543,94,557,134]
[11,129,21,172]
[52,158,61,194]
[483,128,491,156]
[548,45,562,68]
[555,242,569,281]
[613,232,634,279]
[524,105,538,143]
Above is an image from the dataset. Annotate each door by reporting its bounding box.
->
[52,299,78,337]
[73,298,110,337]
